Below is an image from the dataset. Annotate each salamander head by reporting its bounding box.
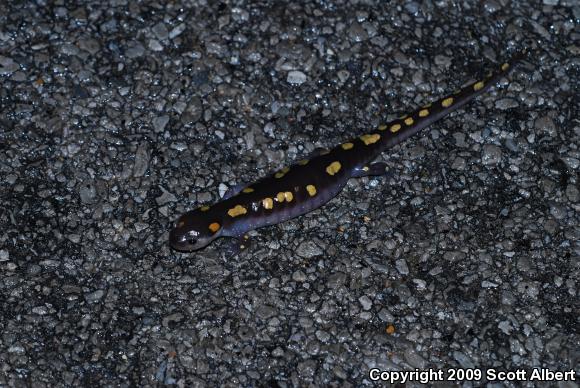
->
[169,207,223,251]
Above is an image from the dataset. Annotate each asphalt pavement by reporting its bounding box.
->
[1,0,578,386]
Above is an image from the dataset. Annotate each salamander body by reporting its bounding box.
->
[170,55,522,251]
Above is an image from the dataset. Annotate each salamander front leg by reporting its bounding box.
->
[223,183,247,200]
[223,234,251,259]
[352,162,391,178]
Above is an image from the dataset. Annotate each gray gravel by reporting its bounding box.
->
[1,0,579,386]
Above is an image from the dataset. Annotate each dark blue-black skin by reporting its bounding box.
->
[170,55,522,251]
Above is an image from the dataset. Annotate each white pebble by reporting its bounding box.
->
[287,70,307,85]
[219,183,228,198]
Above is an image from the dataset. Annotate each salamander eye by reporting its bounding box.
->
[187,234,198,245]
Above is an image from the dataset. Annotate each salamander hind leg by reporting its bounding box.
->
[223,183,248,200]
[223,234,251,259]
[352,162,391,178]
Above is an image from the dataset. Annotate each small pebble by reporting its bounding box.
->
[359,295,372,310]
[395,259,409,275]
[153,115,170,133]
[287,70,307,85]
[85,289,105,303]
[347,22,368,42]
[296,241,323,258]
[482,144,503,165]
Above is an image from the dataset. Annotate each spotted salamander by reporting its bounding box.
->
[170,54,523,251]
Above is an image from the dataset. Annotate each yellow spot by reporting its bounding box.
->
[363,166,369,171]
[298,159,309,166]
[242,187,254,193]
[423,102,432,108]
[276,192,285,202]
[208,222,221,233]
[360,133,381,145]
[263,197,273,209]
[200,206,210,212]
[386,324,396,335]
[404,117,414,126]
[227,204,247,217]
[306,185,317,196]
[473,81,484,91]
[442,97,454,108]
[390,123,401,133]
[378,124,387,131]
[501,63,509,71]
[274,166,290,179]
[419,109,429,117]
[326,161,342,176]
[341,142,354,150]
[284,191,293,202]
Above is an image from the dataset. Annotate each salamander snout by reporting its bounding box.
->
[169,226,198,251]
[169,209,222,251]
